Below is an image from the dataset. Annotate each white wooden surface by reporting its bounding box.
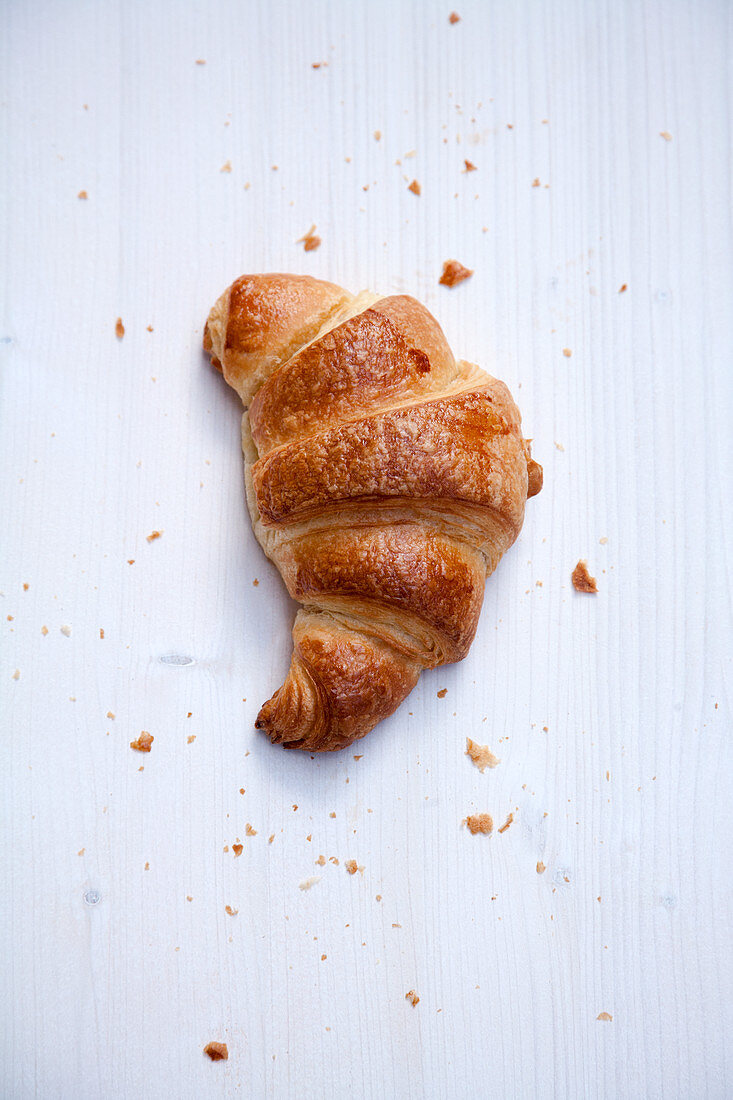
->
[2,1,732,1096]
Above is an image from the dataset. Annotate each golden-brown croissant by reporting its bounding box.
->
[204,274,541,752]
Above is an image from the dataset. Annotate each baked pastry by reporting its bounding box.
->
[204,274,541,751]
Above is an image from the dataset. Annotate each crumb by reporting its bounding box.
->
[463,159,477,172]
[465,813,493,835]
[571,560,598,593]
[498,812,514,833]
[11,669,20,680]
[329,811,336,818]
[532,178,540,187]
[138,765,144,772]
[329,857,339,865]
[99,628,104,639]
[187,895,193,901]
[195,59,206,65]
[220,160,232,172]
[292,804,298,812]
[555,441,565,451]
[353,754,364,761]
[465,738,500,772]
[130,731,153,752]
[41,626,48,635]
[506,123,513,129]
[392,922,401,928]
[659,131,672,141]
[239,788,244,794]
[536,861,546,874]
[268,834,274,844]
[60,625,71,637]
[127,560,135,565]
[146,530,162,542]
[77,190,88,199]
[245,824,257,836]
[315,854,326,866]
[345,860,358,875]
[232,843,243,858]
[7,615,13,621]
[306,834,312,842]
[448,11,461,23]
[204,1042,228,1060]
[439,259,473,287]
[407,179,421,195]
[23,584,29,590]
[375,894,381,900]
[562,347,572,357]
[373,130,381,140]
[115,318,125,339]
[143,861,150,869]
[597,1012,613,1021]
[107,711,115,719]
[619,284,627,293]
[187,712,192,718]
[299,876,321,891]
[252,578,259,587]
[405,990,420,1006]
[321,954,327,961]
[77,848,85,856]
[225,905,238,916]
[187,735,196,744]
[298,224,321,252]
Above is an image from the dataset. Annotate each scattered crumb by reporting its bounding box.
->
[11,669,20,680]
[77,848,85,856]
[187,895,193,901]
[562,348,572,358]
[439,259,473,287]
[220,160,232,173]
[195,59,206,65]
[345,860,358,875]
[204,1042,228,1061]
[127,560,135,565]
[239,788,244,794]
[60,625,71,637]
[392,922,401,928]
[41,626,48,635]
[315,854,326,866]
[373,130,381,141]
[407,179,421,195]
[329,857,339,865]
[99,628,104,639]
[465,738,500,772]
[232,843,243,858]
[225,905,238,916]
[245,824,257,836]
[268,834,274,844]
[448,11,461,23]
[532,178,540,187]
[329,811,336,818]
[252,578,259,586]
[298,224,321,252]
[405,990,420,1006]
[353,754,363,760]
[498,812,514,833]
[463,159,477,172]
[465,813,493,835]
[187,735,196,744]
[115,318,125,339]
[299,876,321,891]
[597,1012,613,1021]
[571,560,598,593]
[599,537,608,545]
[130,731,154,752]
[321,954,327,961]
[437,688,448,698]
[107,711,115,719]
[536,861,546,874]
[77,190,88,200]
[659,131,672,142]
[146,530,162,542]
[619,284,627,293]
[555,441,565,451]
[23,583,29,591]
[144,861,150,870]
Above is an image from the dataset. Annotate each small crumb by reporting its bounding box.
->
[7,615,13,621]
[195,59,206,65]
[597,1012,613,1021]
[555,441,565,451]
[449,11,461,23]
[115,318,125,339]
[571,560,598,593]
[405,990,420,1006]
[498,812,514,833]
[77,848,85,856]
[465,813,493,835]
[659,131,672,142]
[23,584,29,591]
[127,560,135,565]
[225,905,238,916]
[599,537,608,545]
[107,711,115,719]
[506,123,514,129]
[130,731,154,752]
[465,738,500,772]
[11,669,20,680]
[619,284,628,293]
[204,1042,228,1061]
[299,876,321,891]
[239,788,244,794]
[99,628,104,639]
[268,834,275,844]
[353,754,363,760]
[252,578,259,587]
[321,954,327,961]
[298,225,321,252]
[60,625,72,637]
[439,259,473,287]
[463,159,477,172]
[536,861,546,874]
[315,855,326,866]
[562,348,572,358]
[407,179,421,195]
[187,735,196,744]
[392,922,401,928]
[146,530,162,542]
[232,843,243,858]
[532,178,540,187]
[245,824,257,836]
[329,811,336,818]
[220,160,232,173]
[41,626,48,635]
[375,894,382,901]
[186,895,193,901]
[77,190,88,200]
[437,688,448,698]
[329,857,339,865]
[373,130,381,141]
[345,860,358,875]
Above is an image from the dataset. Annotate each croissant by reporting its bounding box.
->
[204,274,541,752]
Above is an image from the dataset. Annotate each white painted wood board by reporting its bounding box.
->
[1,0,731,1096]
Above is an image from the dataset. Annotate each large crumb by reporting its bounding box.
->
[232,843,243,857]
[115,318,125,339]
[146,530,162,542]
[407,179,421,195]
[498,812,514,833]
[465,813,493,835]
[405,989,420,1006]
[597,1012,613,1021]
[439,259,473,287]
[437,688,448,698]
[571,560,598,593]
[204,1041,228,1060]
[448,11,461,23]
[130,731,154,752]
[299,876,321,891]
[345,860,358,875]
[465,738,500,772]
[536,861,546,874]
[298,224,321,251]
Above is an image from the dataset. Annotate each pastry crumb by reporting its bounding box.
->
[252,578,259,587]
[77,190,88,199]
[619,284,628,293]
[562,347,572,357]
[465,738,500,772]
[465,813,493,835]
[439,259,473,287]
[225,905,238,916]
[315,854,326,866]
[659,131,672,141]
[204,1041,228,1060]
[130,731,154,752]
[555,441,565,451]
[536,861,546,874]
[220,160,232,172]
[77,848,85,856]
[373,130,381,140]
[115,318,125,339]
[448,11,461,23]
[597,1012,613,1021]
[245,823,257,836]
[187,734,196,744]
[299,876,321,891]
[107,711,115,719]
[146,530,162,542]
[498,812,514,833]
[572,560,598,593]
[532,178,540,187]
[407,179,421,195]
[60,625,72,637]
[437,688,447,698]
[599,536,608,545]
[268,834,274,844]
[298,224,321,252]
[232,843,243,857]
[41,625,48,635]
[405,989,420,1006]
[11,669,20,680]
[195,59,206,65]
[345,860,358,875]
[99,628,104,639]
[329,811,336,818]
[463,159,477,172]
[23,583,29,590]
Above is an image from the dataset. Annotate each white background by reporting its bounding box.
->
[2,1,732,1097]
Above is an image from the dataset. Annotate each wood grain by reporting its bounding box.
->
[1,0,731,1096]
